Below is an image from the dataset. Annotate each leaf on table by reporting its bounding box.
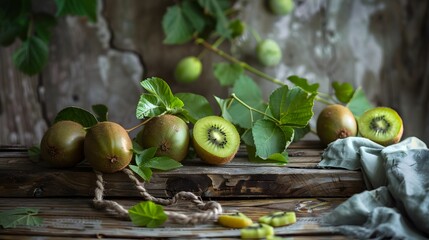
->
[128,201,168,228]
[54,106,98,128]
[129,164,152,182]
[143,157,182,171]
[27,146,41,162]
[13,36,48,76]
[0,208,43,229]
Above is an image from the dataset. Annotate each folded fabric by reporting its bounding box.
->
[317,137,429,239]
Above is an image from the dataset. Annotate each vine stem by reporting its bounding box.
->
[195,38,285,86]
[126,117,153,133]
[231,93,279,124]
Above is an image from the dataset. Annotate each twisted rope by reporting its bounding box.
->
[93,168,223,224]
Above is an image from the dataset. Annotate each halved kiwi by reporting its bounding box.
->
[358,107,403,146]
[192,116,240,165]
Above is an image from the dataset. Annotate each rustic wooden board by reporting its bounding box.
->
[0,142,364,198]
[0,197,347,239]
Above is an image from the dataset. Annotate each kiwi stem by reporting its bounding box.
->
[250,27,262,43]
[125,117,153,133]
[195,38,285,86]
[315,96,334,105]
[231,93,279,124]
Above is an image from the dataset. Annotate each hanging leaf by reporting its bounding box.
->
[54,106,98,128]
[346,87,374,117]
[175,93,213,123]
[332,81,354,104]
[34,13,57,43]
[55,0,97,22]
[12,36,48,76]
[213,63,244,86]
[128,201,168,228]
[162,4,195,44]
[287,75,319,94]
[197,0,231,38]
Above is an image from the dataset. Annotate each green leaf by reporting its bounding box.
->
[0,208,43,229]
[55,0,97,22]
[136,93,165,119]
[34,13,57,43]
[214,96,235,124]
[143,157,182,171]
[27,146,40,162]
[128,201,168,228]
[182,0,206,33]
[292,125,311,142]
[91,104,108,122]
[175,93,213,123]
[346,87,374,117]
[162,4,195,44]
[213,63,244,86]
[229,19,245,38]
[13,36,48,76]
[129,164,152,182]
[332,81,354,103]
[246,145,288,165]
[269,85,316,127]
[135,147,158,165]
[241,129,254,147]
[287,75,319,93]
[54,106,98,128]
[229,76,267,129]
[197,0,231,38]
[140,77,184,112]
[0,19,23,46]
[252,119,291,159]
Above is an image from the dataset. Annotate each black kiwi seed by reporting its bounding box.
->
[207,125,228,148]
[370,116,391,134]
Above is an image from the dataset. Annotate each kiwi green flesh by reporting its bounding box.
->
[193,116,240,164]
[358,107,403,145]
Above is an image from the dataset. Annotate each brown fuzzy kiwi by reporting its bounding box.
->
[84,121,133,173]
[192,116,240,165]
[40,120,86,168]
[136,114,190,162]
[358,107,403,146]
[316,104,358,145]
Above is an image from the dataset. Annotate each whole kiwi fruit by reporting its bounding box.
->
[84,121,133,173]
[192,116,240,165]
[136,114,190,162]
[357,107,403,146]
[316,104,357,145]
[40,120,86,168]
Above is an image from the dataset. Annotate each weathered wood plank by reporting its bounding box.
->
[0,197,347,239]
[0,157,363,199]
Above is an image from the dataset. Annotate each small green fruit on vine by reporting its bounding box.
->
[268,0,295,16]
[136,114,190,162]
[174,56,202,83]
[256,39,282,67]
[40,120,86,168]
[84,121,133,173]
[316,104,357,146]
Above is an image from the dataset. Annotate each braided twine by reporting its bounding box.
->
[93,168,223,224]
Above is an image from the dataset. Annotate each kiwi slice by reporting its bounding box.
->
[259,211,296,227]
[192,116,240,165]
[240,223,274,239]
[217,212,253,228]
[358,107,403,146]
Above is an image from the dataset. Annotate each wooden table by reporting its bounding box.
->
[0,141,364,239]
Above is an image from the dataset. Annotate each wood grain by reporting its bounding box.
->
[0,197,347,239]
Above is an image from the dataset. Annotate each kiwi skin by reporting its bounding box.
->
[358,107,403,146]
[40,120,86,168]
[136,114,190,162]
[316,104,358,146]
[84,121,133,173]
[192,116,240,165]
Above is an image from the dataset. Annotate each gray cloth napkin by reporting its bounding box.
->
[317,137,429,239]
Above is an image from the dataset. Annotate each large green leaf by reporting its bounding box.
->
[55,0,97,22]
[54,106,98,128]
[0,208,43,229]
[162,4,195,44]
[269,86,316,127]
[140,77,184,111]
[214,96,234,124]
[143,157,182,171]
[13,36,48,76]
[252,119,293,160]
[229,75,267,129]
[213,63,243,86]
[136,93,164,119]
[346,87,374,117]
[34,13,57,43]
[181,0,206,33]
[91,104,108,122]
[175,92,213,123]
[128,201,167,228]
